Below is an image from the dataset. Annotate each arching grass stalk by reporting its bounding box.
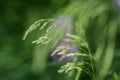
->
[87,47,96,80]
[78,42,96,80]
[76,42,96,80]
[66,33,96,79]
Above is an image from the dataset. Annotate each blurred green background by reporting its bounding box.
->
[0,0,120,80]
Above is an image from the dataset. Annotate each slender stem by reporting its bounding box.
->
[79,47,89,54]
[88,47,96,80]
[75,69,81,80]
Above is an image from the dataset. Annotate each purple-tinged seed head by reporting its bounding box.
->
[52,41,78,62]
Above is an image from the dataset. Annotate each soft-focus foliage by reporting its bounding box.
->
[0,0,120,80]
